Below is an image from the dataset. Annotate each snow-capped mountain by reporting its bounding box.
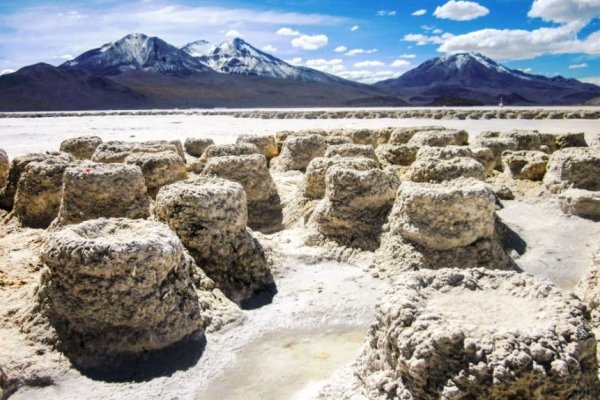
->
[375,52,600,105]
[182,37,344,83]
[63,33,211,77]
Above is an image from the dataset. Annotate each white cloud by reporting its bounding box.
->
[528,0,600,24]
[520,67,533,73]
[354,60,385,68]
[422,25,436,31]
[337,69,401,84]
[581,76,600,85]
[0,69,15,75]
[388,11,397,16]
[351,25,359,31]
[334,46,348,53]
[276,27,300,36]
[345,48,378,56]
[433,28,443,34]
[404,32,455,46]
[398,54,417,59]
[262,44,277,52]
[412,9,427,16]
[291,34,328,50]
[377,10,396,16]
[569,62,588,69]
[305,58,345,73]
[225,30,241,38]
[285,57,303,66]
[434,1,490,21]
[391,59,411,67]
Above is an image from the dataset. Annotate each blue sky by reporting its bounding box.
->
[0,0,599,84]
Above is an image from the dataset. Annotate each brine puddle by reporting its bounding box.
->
[196,327,365,400]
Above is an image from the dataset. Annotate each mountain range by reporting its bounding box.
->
[0,33,599,111]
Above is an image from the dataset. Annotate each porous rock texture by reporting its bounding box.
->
[406,157,486,183]
[309,166,399,250]
[201,154,283,233]
[471,136,518,170]
[388,126,445,145]
[324,144,378,161]
[577,247,600,329]
[91,141,183,164]
[544,147,600,193]
[0,149,8,189]
[373,178,515,276]
[303,157,380,200]
[502,150,549,181]
[237,134,279,160]
[59,136,103,160]
[125,151,187,197]
[0,152,73,211]
[39,218,205,369]
[51,162,150,227]
[407,129,469,147]
[184,137,215,157]
[375,144,419,167]
[555,132,588,149]
[416,145,475,161]
[270,134,326,172]
[331,128,391,148]
[189,143,260,173]
[559,189,600,221]
[154,178,273,304]
[470,146,496,174]
[354,268,600,400]
[12,157,75,228]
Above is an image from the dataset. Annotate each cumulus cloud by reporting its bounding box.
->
[434,1,490,21]
[376,10,396,16]
[285,57,303,65]
[391,59,411,67]
[354,60,385,68]
[404,32,455,46]
[351,25,359,31]
[276,27,300,36]
[569,62,588,69]
[398,54,417,59]
[337,69,402,83]
[581,76,600,85]
[291,34,328,50]
[334,46,348,53]
[305,58,345,73]
[225,30,241,38]
[412,9,427,16]
[528,0,600,24]
[345,48,378,56]
[262,44,277,52]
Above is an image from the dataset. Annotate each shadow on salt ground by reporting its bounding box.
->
[241,283,278,310]
[79,331,206,383]
[498,220,528,257]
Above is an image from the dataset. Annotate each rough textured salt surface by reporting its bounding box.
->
[544,147,600,193]
[407,157,486,183]
[59,136,103,160]
[189,143,260,173]
[346,268,600,400]
[560,189,600,221]
[39,218,205,369]
[324,144,378,161]
[303,157,380,200]
[125,151,187,197]
[502,150,549,181]
[270,134,326,172]
[91,140,182,164]
[236,134,279,160]
[375,144,419,167]
[184,137,215,157]
[0,149,8,189]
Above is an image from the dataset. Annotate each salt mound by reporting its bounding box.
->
[184,137,214,157]
[237,135,279,161]
[271,134,326,172]
[544,147,600,193]
[59,136,103,160]
[125,151,187,198]
[303,157,380,200]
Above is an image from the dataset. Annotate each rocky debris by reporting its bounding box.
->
[270,134,326,172]
[388,126,446,145]
[202,154,283,233]
[470,146,496,174]
[407,157,486,183]
[39,218,205,369]
[309,167,399,250]
[559,189,600,221]
[471,136,518,170]
[59,136,103,160]
[303,157,380,200]
[355,268,599,400]
[51,162,150,227]
[237,135,278,160]
[544,147,600,193]
[324,144,378,161]
[12,157,74,228]
[125,151,187,197]
[407,128,469,147]
[375,144,419,167]
[494,184,516,200]
[184,137,215,157]
[154,178,273,304]
[0,149,8,189]
[188,143,260,173]
[502,150,549,181]
[91,140,183,163]
[0,152,73,211]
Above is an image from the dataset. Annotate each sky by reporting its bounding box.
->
[0,0,599,84]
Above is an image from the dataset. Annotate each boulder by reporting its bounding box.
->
[92,141,183,163]
[501,130,542,151]
[388,126,446,145]
[125,151,187,197]
[556,132,587,149]
[356,268,599,400]
[59,136,103,160]
[237,135,278,160]
[188,143,260,173]
[303,157,380,200]
[559,189,600,221]
[52,162,150,227]
[202,154,283,233]
[0,152,73,211]
[40,218,204,368]
[407,129,469,147]
[144,140,186,162]
[12,157,74,228]
[470,146,496,174]
[544,147,600,193]
[154,178,273,304]
[324,144,378,160]
[407,157,486,183]
[472,137,518,169]
[0,149,8,189]
[502,150,549,181]
[375,144,419,166]
[270,134,326,172]
[309,167,399,250]
[184,137,215,157]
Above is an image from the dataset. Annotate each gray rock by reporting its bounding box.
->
[125,151,187,198]
[375,144,419,166]
[303,157,380,200]
[559,189,600,221]
[502,150,549,181]
[59,136,103,160]
[271,134,326,172]
[544,147,600,193]
[237,135,278,160]
[184,137,215,157]
[324,144,378,160]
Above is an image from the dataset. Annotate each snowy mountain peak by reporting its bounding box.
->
[436,52,510,74]
[180,40,216,58]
